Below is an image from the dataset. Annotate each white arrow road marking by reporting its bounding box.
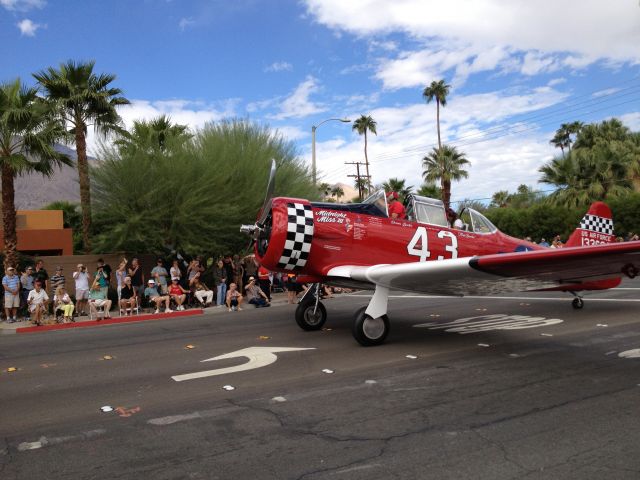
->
[171,346,316,382]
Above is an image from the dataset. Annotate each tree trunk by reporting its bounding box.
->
[1,164,18,269]
[75,122,92,251]
[442,179,451,212]
[364,130,371,194]
[436,100,442,150]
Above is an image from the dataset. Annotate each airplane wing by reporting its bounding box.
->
[326,242,640,296]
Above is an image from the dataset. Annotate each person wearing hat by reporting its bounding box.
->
[386,191,406,219]
[20,266,35,321]
[144,279,171,314]
[151,258,169,294]
[50,265,65,293]
[2,267,21,323]
[244,276,270,308]
[88,277,112,319]
[168,276,188,311]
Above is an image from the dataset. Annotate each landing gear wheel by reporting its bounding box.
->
[295,298,327,331]
[352,306,390,347]
[572,297,584,309]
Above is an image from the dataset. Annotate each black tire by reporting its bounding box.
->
[295,298,327,331]
[352,306,390,346]
[572,297,584,309]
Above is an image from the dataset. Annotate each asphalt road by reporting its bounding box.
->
[2,282,640,479]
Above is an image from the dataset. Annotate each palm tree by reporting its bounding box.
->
[34,60,130,250]
[490,190,510,208]
[422,80,451,150]
[0,79,71,268]
[550,128,570,157]
[318,182,332,200]
[416,182,441,199]
[115,115,191,155]
[330,185,344,202]
[352,115,377,194]
[422,145,470,211]
[381,177,413,200]
[353,177,368,201]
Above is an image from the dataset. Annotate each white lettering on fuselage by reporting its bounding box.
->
[316,210,347,224]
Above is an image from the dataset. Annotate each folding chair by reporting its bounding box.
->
[89,300,106,321]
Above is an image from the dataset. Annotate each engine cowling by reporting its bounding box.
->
[255,198,315,273]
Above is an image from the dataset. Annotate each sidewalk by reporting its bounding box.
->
[0,292,292,335]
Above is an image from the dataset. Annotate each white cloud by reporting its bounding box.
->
[16,18,41,36]
[592,87,621,98]
[312,86,570,201]
[304,0,640,89]
[275,125,307,141]
[304,0,640,63]
[619,112,640,131]
[265,61,293,72]
[1,0,45,11]
[270,76,327,120]
[178,17,196,30]
[86,98,236,156]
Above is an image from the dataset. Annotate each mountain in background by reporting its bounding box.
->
[12,144,97,210]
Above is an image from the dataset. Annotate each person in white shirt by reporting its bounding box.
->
[73,264,90,317]
[27,281,49,326]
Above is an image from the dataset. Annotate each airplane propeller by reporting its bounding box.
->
[240,159,276,238]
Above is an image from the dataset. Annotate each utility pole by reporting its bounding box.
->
[345,161,370,201]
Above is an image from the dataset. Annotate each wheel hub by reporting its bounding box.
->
[362,316,385,340]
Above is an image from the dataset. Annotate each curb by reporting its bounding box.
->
[14,309,204,334]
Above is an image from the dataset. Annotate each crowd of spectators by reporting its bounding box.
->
[2,253,350,325]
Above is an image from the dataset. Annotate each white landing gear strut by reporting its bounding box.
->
[353,285,390,346]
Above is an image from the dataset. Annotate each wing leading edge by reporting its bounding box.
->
[326,242,640,296]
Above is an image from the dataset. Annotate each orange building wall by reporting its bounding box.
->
[0,210,73,255]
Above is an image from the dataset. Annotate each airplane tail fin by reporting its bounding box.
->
[565,201,616,247]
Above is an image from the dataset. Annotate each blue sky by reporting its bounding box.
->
[3,0,640,203]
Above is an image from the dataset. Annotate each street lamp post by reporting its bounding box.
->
[311,118,351,186]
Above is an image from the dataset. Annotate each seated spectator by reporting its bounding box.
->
[144,279,171,314]
[244,277,270,308]
[27,280,49,326]
[193,278,214,307]
[54,286,75,323]
[119,276,137,315]
[168,277,188,311]
[226,283,243,311]
[88,280,112,319]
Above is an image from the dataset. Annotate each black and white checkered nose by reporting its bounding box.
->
[580,214,613,235]
[277,202,314,271]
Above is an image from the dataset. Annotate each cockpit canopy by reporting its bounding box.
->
[405,194,448,226]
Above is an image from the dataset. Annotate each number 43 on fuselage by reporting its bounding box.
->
[242,164,640,346]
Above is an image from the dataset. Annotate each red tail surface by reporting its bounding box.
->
[565,201,616,247]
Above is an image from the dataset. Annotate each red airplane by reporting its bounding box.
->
[242,163,640,346]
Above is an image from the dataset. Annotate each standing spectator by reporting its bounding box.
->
[3,266,21,323]
[50,266,65,293]
[119,276,137,314]
[34,260,49,292]
[257,265,271,301]
[551,235,564,248]
[73,264,90,317]
[233,254,244,294]
[213,259,227,306]
[223,255,234,288]
[20,266,35,321]
[97,258,112,284]
[115,258,128,302]
[170,259,182,283]
[539,238,550,247]
[27,281,49,326]
[168,277,188,310]
[285,273,298,304]
[129,257,145,298]
[243,255,258,287]
[226,283,243,311]
[151,258,169,294]
[94,262,109,297]
[244,277,270,307]
[144,279,171,314]
[186,259,201,283]
[54,286,74,323]
[193,277,214,307]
